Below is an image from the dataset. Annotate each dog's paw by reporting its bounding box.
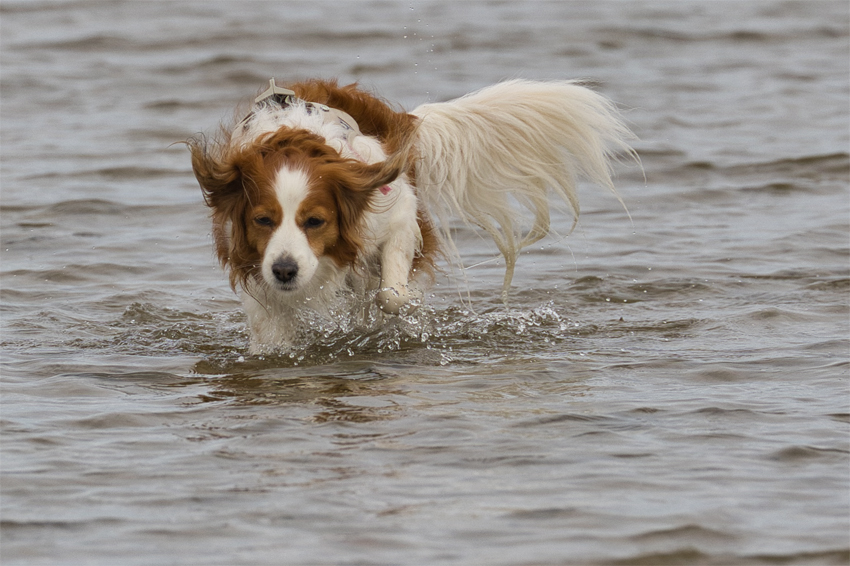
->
[376,285,411,315]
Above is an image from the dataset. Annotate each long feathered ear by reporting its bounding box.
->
[188,136,241,206]
[315,148,410,267]
[187,136,245,272]
[344,148,409,211]
[351,147,409,190]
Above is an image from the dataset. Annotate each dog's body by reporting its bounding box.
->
[189,79,633,353]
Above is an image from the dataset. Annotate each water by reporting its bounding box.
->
[1,1,848,564]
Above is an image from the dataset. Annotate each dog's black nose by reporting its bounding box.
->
[272,258,299,284]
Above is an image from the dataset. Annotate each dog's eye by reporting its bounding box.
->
[304,217,325,228]
[254,216,274,227]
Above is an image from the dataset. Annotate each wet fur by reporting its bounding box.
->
[188,79,634,352]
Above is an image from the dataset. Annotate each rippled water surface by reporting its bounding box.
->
[2,1,848,565]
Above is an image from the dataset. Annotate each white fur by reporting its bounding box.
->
[261,167,317,290]
[229,80,634,352]
[412,79,635,297]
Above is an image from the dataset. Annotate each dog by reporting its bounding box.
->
[188,78,634,353]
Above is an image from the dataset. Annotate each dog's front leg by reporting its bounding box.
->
[375,222,421,315]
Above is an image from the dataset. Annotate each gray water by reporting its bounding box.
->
[1,1,848,565]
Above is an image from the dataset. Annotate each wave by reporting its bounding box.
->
[2,198,178,218]
[646,152,849,198]
[728,152,850,176]
[673,152,849,177]
[23,166,187,181]
[598,25,848,45]
[605,548,849,566]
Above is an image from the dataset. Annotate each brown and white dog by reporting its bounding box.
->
[188,78,633,353]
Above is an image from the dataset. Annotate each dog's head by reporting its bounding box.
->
[189,127,406,295]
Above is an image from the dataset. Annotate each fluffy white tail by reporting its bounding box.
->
[411,79,636,297]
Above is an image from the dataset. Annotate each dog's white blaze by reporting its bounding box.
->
[261,166,319,288]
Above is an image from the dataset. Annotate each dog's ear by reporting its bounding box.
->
[187,137,248,275]
[341,149,410,217]
[315,149,409,267]
[189,137,241,207]
[338,148,407,206]
[357,148,409,191]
